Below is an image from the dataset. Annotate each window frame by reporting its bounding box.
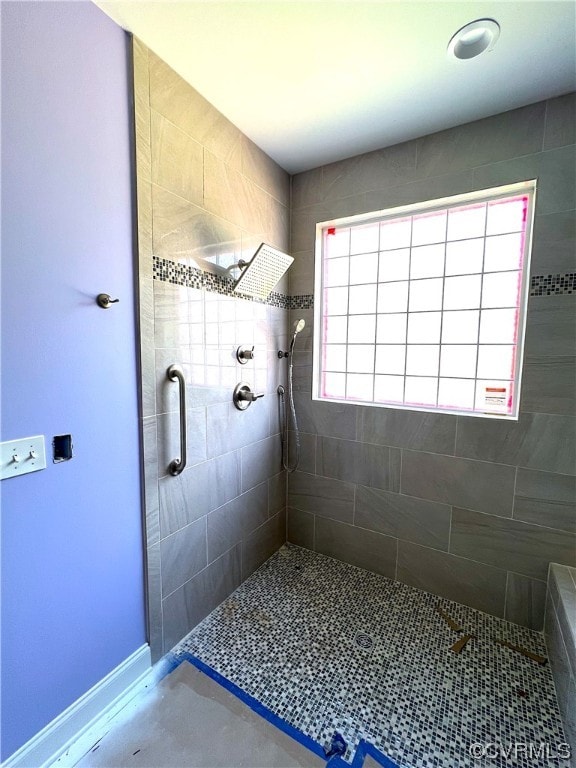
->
[312,180,537,420]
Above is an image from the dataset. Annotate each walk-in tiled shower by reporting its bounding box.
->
[133,36,575,763]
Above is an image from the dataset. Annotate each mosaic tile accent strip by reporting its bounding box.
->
[285,294,314,310]
[530,273,575,296]
[174,545,568,768]
[154,255,575,305]
[152,255,314,310]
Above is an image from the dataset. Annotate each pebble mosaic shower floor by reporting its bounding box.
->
[174,545,568,768]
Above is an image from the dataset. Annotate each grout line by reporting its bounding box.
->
[542,99,548,152]
[449,503,575,533]
[511,465,519,519]
[239,535,245,584]
[160,541,229,603]
[519,407,576,418]
[311,511,316,551]
[454,415,458,457]
[401,445,526,470]
[296,513,545,582]
[287,462,572,533]
[159,514,206,544]
[312,433,317,475]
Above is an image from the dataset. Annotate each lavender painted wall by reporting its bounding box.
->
[1,2,145,759]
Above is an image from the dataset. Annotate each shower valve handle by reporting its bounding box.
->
[233,382,264,410]
[240,390,264,402]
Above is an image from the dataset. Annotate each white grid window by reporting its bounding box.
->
[312,182,536,419]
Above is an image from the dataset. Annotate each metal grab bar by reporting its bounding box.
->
[167,364,187,476]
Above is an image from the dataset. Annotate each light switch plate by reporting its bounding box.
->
[1,435,47,480]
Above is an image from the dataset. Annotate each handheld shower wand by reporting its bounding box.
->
[278,318,305,358]
[278,319,306,473]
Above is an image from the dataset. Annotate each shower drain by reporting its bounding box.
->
[353,631,375,651]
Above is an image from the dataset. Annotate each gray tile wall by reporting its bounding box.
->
[545,564,576,763]
[288,94,576,630]
[134,40,289,660]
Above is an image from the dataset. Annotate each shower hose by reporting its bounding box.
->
[279,342,301,473]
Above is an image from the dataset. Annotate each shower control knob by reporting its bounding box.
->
[236,345,255,364]
[233,382,265,410]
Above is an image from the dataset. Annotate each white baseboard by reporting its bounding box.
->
[2,644,161,768]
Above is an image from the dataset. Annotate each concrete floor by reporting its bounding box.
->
[75,660,326,768]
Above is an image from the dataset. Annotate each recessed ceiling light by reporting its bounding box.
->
[447,19,500,61]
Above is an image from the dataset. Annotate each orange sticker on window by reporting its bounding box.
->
[485,386,507,410]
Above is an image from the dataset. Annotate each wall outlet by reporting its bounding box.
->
[0,435,47,480]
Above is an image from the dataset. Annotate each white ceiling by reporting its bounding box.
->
[95,1,576,174]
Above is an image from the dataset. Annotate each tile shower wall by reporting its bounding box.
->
[545,564,576,759]
[288,94,576,630]
[133,40,289,660]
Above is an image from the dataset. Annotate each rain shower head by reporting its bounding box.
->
[233,243,294,299]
